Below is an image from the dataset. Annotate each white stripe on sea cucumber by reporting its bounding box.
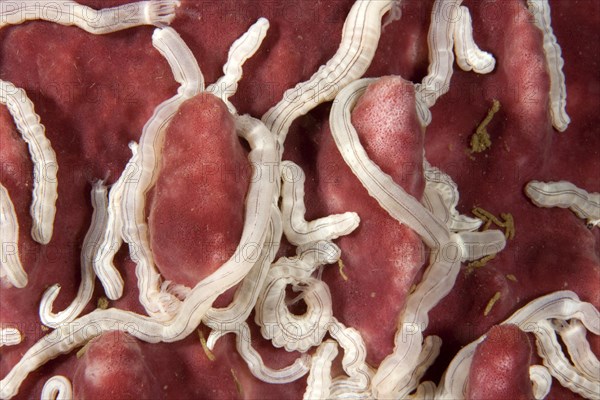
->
[402,335,442,396]
[303,340,338,400]
[526,0,571,132]
[0,80,58,245]
[40,375,72,400]
[0,0,180,33]
[280,160,359,246]
[207,18,270,113]
[255,262,333,353]
[203,204,280,333]
[530,365,552,400]
[0,327,22,347]
[262,0,394,148]
[525,181,600,228]
[327,318,372,391]
[226,322,311,384]
[551,319,600,384]
[93,142,139,301]
[422,160,483,233]
[0,183,28,288]
[39,181,108,328]
[532,319,599,399]
[415,0,462,125]
[453,6,495,74]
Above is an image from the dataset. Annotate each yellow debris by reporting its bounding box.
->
[470,99,501,153]
[409,284,417,294]
[231,368,243,396]
[506,274,518,282]
[472,207,515,239]
[198,329,216,361]
[97,296,109,310]
[501,213,515,240]
[338,259,349,281]
[466,253,497,274]
[484,292,501,316]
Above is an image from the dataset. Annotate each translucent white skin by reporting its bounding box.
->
[534,319,599,399]
[39,182,108,328]
[255,241,338,353]
[0,183,27,288]
[40,375,72,400]
[453,6,495,74]
[415,1,497,126]
[437,291,600,399]
[206,18,270,113]
[422,160,483,233]
[203,205,281,333]
[262,0,394,148]
[0,80,58,245]
[119,26,204,320]
[328,324,372,397]
[552,319,600,383]
[0,0,180,33]
[303,340,339,400]
[280,160,360,246]
[329,77,506,397]
[92,144,139,301]
[403,335,442,396]
[526,180,600,228]
[0,327,22,347]
[415,0,463,125]
[526,0,571,132]
[529,365,552,400]
[0,114,277,400]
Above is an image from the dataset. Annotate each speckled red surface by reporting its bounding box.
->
[0,0,598,399]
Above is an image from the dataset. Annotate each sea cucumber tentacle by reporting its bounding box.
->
[0,80,58,245]
[453,6,495,74]
[303,340,338,400]
[40,375,72,400]
[0,0,180,33]
[207,18,270,113]
[262,0,394,148]
[529,365,552,400]
[422,160,483,233]
[525,180,600,228]
[39,181,108,328]
[526,0,571,132]
[415,0,463,125]
[0,183,27,288]
[0,327,22,347]
[281,160,360,246]
[92,143,139,301]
